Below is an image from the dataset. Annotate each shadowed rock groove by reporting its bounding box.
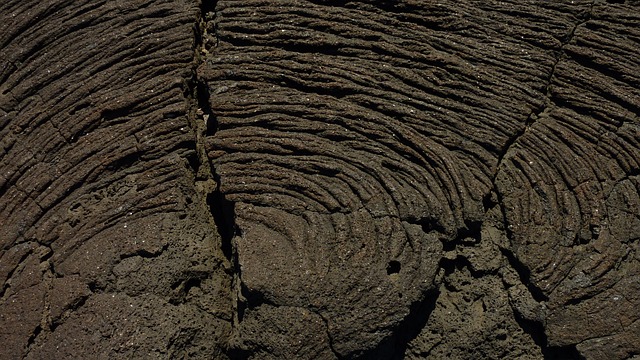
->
[191,0,249,356]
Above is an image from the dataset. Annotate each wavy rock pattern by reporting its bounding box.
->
[496,3,640,358]
[2,0,639,358]
[201,0,640,358]
[1,0,231,358]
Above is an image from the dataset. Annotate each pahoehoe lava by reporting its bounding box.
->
[199,0,640,358]
[1,0,232,358]
[1,0,639,359]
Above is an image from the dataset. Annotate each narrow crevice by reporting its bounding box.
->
[0,249,33,299]
[492,3,595,176]
[543,2,594,100]
[489,186,568,358]
[206,191,235,260]
[564,292,595,306]
[101,106,133,122]
[491,129,550,307]
[358,287,440,360]
[191,0,232,262]
[105,151,141,172]
[364,218,489,359]
[50,294,91,332]
[413,216,447,235]
[187,0,219,180]
[238,284,277,316]
[316,311,342,360]
[191,3,247,360]
[87,280,106,294]
[500,248,548,303]
[24,325,42,356]
[493,107,540,173]
[513,305,582,360]
[189,41,240,279]
[191,2,235,256]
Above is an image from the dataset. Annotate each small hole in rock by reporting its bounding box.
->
[387,260,401,275]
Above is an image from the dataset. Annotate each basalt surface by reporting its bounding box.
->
[0,0,231,358]
[1,0,639,359]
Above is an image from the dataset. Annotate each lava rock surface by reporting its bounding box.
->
[1,0,639,359]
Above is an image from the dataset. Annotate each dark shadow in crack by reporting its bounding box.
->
[514,312,582,360]
[359,287,440,360]
[207,190,236,261]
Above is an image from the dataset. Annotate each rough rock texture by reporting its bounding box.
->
[0,0,231,358]
[495,3,640,359]
[1,0,639,359]
[200,0,640,358]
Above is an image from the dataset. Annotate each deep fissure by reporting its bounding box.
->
[359,288,440,360]
[191,1,248,358]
